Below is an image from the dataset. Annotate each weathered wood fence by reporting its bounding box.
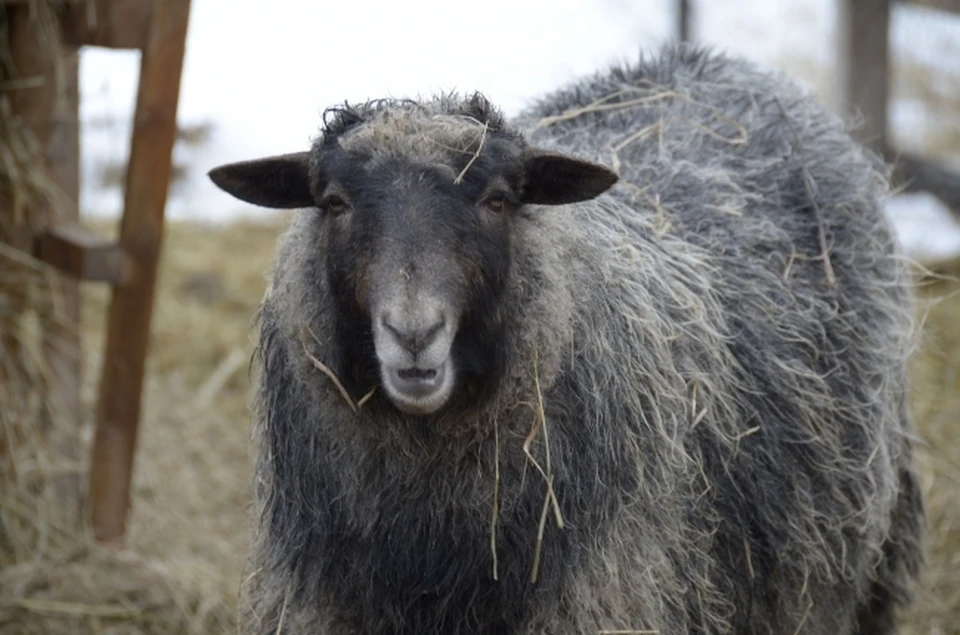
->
[0,0,191,545]
[840,0,960,208]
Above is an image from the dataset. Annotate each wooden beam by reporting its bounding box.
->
[61,0,152,50]
[36,224,129,284]
[89,0,192,545]
[892,152,960,210]
[0,1,152,49]
[899,0,960,14]
[837,0,891,156]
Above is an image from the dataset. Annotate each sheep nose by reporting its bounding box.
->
[382,316,445,355]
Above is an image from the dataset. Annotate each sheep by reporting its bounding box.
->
[208,44,925,634]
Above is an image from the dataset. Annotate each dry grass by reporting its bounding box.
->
[1,215,290,634]
[900,265,960,635]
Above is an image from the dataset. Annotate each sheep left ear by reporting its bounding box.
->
[521,148,619,206]
[208,152,314,209]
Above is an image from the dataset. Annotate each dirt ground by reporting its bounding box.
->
[1,213,959,633]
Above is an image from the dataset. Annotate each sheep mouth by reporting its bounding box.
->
[397,367,438,381]
[381,359,454,415]
[387,363,445,397]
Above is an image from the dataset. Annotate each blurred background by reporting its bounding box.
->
[2,0,960,633]
[82,2,960,212]
[81,0,960,264]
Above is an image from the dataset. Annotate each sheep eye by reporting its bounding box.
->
[322,195,349,215]
[484,193,507,213]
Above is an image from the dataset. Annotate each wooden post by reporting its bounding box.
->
[837,0,891,156]
[89,0,192,544]
[893,153,960,209]
[678,0,693,43]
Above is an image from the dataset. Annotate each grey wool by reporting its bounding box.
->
[209,43,924,634]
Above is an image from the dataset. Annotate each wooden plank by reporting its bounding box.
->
[0,1,75,5]
[89,0,192,545]
[61,0,152,50]
[0,1,151,49]
[893,153,960,210]
[837,0,891,157]
[36,223,129,284]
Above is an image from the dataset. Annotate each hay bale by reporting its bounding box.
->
[0,4,238,633]
[1,0,79,454]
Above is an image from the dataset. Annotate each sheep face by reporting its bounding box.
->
[321,143,518,416]
[208,104,617,415]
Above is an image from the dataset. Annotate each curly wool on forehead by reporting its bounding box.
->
[318,93,519,161]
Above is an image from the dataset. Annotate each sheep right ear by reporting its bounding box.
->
[521,148,619,206]
[208,152,314,209]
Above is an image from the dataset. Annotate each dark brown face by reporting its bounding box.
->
[207,124,618,415]
[317,143,520,414]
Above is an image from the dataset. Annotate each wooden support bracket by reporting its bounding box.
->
[892,152,960,210]
[899,0,960,14]
[35,224,130,285]
[61,0,153,50]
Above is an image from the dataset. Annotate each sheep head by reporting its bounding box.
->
[209,96,617,415]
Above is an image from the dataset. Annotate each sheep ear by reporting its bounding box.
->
[521,149,618,206]
[208,152,314,209]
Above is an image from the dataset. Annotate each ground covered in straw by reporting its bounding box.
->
[1,217,281,634]
[1,215,959,633]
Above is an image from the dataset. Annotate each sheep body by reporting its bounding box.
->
[237,45,923,634]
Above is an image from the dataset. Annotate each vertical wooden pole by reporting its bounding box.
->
[837,0,891,156]
[678,0,693,43]
[89,0,192,544]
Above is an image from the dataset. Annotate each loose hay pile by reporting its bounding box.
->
[1,216,282,634]
[1,3,254,632]
[901,267,960,635]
